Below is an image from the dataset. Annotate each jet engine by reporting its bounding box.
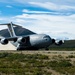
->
[0,38,8,45]
[52,39,55,44]
[17,37,26,43]
[55,40,64,45]
[17,36,30,44]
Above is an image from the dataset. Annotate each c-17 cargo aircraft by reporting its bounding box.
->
[0,22,64,50]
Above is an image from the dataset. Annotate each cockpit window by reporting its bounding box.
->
[43,35,50,41]
[43,36,50,38]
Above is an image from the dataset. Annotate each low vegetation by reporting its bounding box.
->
[0,52,75,75]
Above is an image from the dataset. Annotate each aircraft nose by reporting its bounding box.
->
[43,35,52,44]
[43,35,52,47]
[43,35,51,41]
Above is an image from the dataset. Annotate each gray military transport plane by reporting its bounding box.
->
[0,22,64,50]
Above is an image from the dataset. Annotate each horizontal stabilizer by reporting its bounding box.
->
[0,22,22,27]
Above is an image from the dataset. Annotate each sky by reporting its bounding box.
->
[0,0,75,40]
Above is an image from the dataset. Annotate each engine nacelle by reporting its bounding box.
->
[17,37,26,43]
[52,39,55,44]
[0,38,8,45]
[55,40,64,46]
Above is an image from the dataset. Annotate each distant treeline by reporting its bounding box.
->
[49,40,75,50]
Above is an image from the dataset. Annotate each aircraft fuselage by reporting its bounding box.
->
[12,34,52,50]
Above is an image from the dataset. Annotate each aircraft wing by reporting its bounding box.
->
[0,35,29,45]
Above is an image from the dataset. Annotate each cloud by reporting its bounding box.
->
[14,0,50,3]
[49,0,75,6]
[22,9,51,14]
[6,5,13,8]
[0,1,75,39]
[22,9,62,15]
[0,12,75,39]
[12,10,75,39]
[13,0,75,6]
[1,0,75,7]
[29,2,75,13]
[1,1,75,15]
[0,18,3,21]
